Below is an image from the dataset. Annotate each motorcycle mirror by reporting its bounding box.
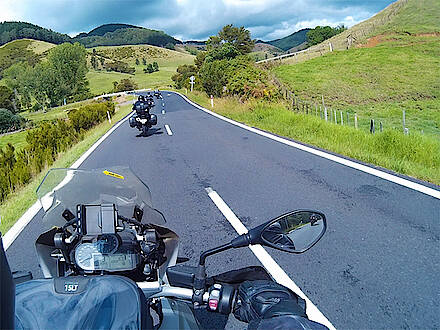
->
[259,210,326,253]
[230,210,327,253]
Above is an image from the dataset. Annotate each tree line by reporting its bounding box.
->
[172,24,274,100]
[1,22,181,49]
[0,22,71,46]
[0,102,115,202]
[306,25,347,46]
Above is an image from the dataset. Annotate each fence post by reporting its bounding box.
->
[346,112,349,125]
[355,113,358,129]
[340,111,343,125]
[334,110,337,124]
[370,119,375,134]
[402,110,406,133]
[324,108,328,121]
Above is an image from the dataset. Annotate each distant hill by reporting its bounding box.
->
[75,26,181,48]
[86,24,141,37]
[1,21,181,49]
[0,21,70,46]
[0,39,55,78]
[265,29,311,51]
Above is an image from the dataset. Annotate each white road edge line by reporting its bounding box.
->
[205,187,335,330]
[165,124,173,136]
[171,91,440,200]
[3,111,134,250]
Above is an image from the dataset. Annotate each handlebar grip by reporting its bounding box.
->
[207,284,236,315]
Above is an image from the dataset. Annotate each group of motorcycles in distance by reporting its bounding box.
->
[129,90,162,136]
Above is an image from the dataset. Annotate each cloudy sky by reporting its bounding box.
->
[1,0,396,41]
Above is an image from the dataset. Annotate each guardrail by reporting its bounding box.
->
[93,88,151,100]
[256,48,310,64]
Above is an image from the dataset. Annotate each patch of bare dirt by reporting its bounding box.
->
[357,35,383,48]
[416,32,440,37]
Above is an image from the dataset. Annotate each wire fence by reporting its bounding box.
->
[273,77,414,135]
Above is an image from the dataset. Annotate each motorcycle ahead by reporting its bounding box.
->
[1,167,327,329]
[129,95,158,136]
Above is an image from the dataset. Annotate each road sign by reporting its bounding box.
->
[189,75,195,92]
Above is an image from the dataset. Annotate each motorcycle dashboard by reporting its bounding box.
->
[74,235,139,272]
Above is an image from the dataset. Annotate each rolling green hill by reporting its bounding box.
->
[87,44,194,94]
[266,28,311,51]
[76,27,180,48]
[1,21,181,49]
[273,0,440,136]
[0,39,54,78]
[85,23,140,36]
[0,21,70,46]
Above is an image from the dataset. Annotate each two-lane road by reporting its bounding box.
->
[6,92,440,328]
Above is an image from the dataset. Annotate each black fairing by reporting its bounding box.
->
[0,234,15,330]
[15,275,152,330]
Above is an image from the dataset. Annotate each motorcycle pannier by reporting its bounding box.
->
[129,115,138,127]
[149,114,157,125]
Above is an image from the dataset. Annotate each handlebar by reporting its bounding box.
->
[137,282,236,315]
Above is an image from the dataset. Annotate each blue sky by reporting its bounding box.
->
[0,0,396,41]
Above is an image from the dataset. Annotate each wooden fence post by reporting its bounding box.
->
[334,110,337,124]
[324,108,328,121]
[402,110,406,133]
[355,113,358,129]
[370,119,375,134]
[340,111,343,125]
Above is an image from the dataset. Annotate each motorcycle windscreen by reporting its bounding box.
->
[37,166,166,232]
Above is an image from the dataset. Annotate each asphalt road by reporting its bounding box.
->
[6,92,440,329]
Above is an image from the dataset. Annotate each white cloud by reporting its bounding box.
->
[0,0,393,41]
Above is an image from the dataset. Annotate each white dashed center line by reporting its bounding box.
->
[165,124,173,136]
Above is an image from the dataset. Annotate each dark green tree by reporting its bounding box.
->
[306,25,347,46]
[171,64,197,89]
[152,62,159,72]
[0,86,15,112]
[47,42,89,99]
[135,58,140,65]
[218,24,255,54]
[142,58,147,65]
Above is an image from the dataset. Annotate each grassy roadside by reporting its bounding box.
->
[0,102,133,234]
[273,36,440,137]
[181,90,440,185]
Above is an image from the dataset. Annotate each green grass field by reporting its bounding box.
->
[273,35,440,136]
[87,44,194,94]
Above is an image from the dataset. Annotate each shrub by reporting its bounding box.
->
[0,101,116,202]
[112,78,138,92]
[0,109,25,133]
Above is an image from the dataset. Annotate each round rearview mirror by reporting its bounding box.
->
[261,210,326,253]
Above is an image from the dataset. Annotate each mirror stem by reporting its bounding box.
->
[199,242,232,266]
